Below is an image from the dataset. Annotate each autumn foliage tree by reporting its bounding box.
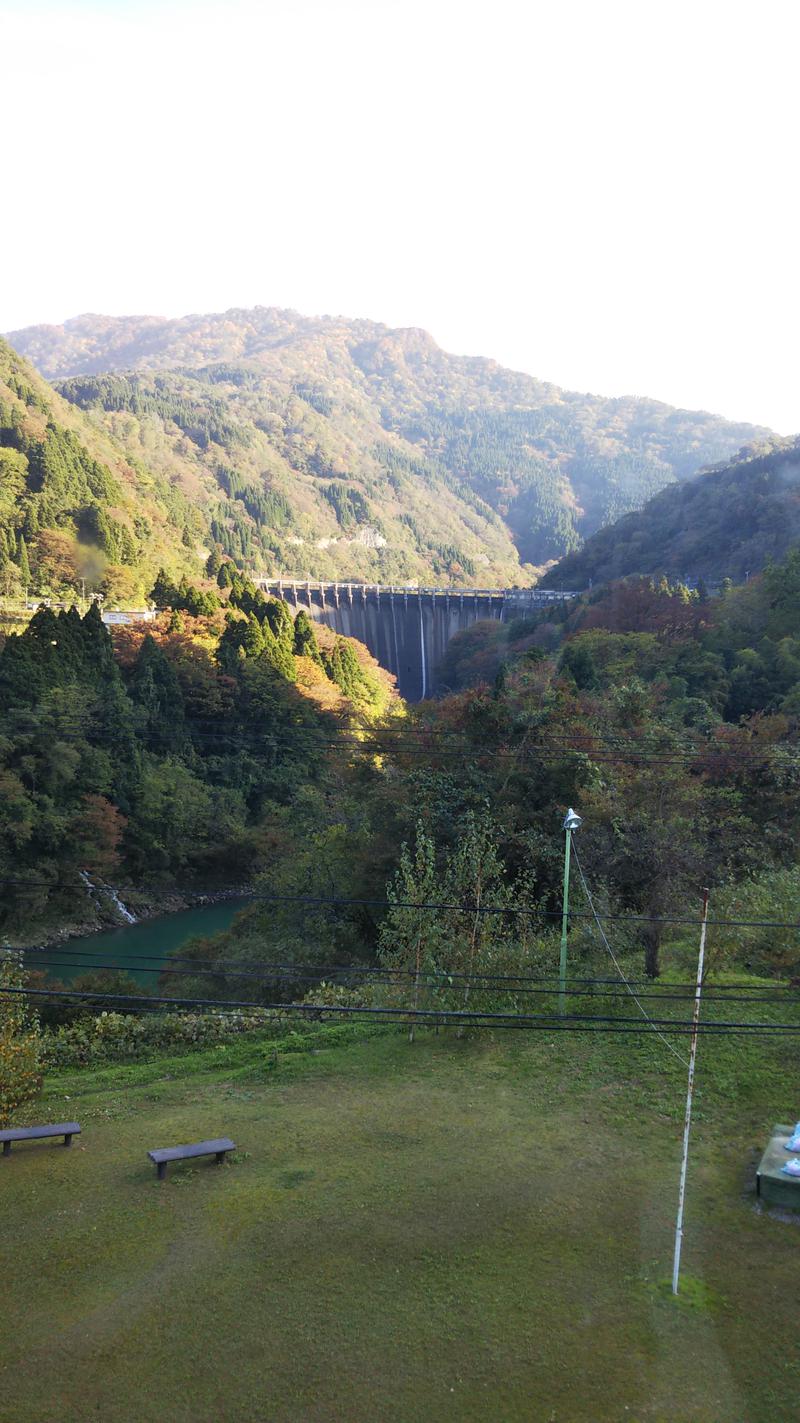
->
[71,795,128,876]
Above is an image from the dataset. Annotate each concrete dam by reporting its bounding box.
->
[257,581,579,701]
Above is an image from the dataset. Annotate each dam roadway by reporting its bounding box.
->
[256,581,580,701]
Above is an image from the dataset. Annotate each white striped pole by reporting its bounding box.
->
[672,887,709,1295]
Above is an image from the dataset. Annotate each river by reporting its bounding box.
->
[30,898,252,988]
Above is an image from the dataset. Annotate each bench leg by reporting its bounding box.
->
[2,1141,10,1157]
[157,1161,167,1181]
[63,1134,72,1147]
[215,1151,226,1164]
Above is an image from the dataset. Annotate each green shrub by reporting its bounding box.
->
[0,951,43,1125]
[41,1002,397,1070]
[42,1009,276,1068]
[707,868,800,978]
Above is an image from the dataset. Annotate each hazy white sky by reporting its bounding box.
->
[3,0,798,431]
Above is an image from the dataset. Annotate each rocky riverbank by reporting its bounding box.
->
[7,885,252,953]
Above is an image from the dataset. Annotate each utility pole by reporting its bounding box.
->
[559,808,582,1015]
[672,887,710,1295]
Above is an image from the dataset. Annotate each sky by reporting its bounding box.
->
[2,0,798,432]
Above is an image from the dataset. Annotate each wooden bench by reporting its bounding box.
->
[148,1137,236,1181]
[0,1122,80,1156]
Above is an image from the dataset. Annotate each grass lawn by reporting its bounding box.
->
[1,1021,798,1422]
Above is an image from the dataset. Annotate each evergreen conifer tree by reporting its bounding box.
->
[131,633,186,750]
[264,597,294,653]
[53,606,85,677]
[150,568,177,607]
[241,614,266,660]
[17,533,31,586]
[217,615,249,673]
[260,618,295,680]
[323,636,365,699]
[79,601,116,679]
[293,609,321,662]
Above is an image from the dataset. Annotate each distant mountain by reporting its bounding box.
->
[538,439,800,588]
[7,307,770,582]
[0,337,524,597]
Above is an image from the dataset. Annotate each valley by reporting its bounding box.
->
[3,6,798,1420]
[3,309,769,599]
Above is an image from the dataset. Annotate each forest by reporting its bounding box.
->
[0,577,393,941]
[0,340,207,605]
[2,527,799,999]
[2,546,785,1019]
[6,307,769,584]
[539,438,800,588]
[154,552,798,1007]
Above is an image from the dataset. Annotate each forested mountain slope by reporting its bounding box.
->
[8,307,769,579]
[0,574,395,940]
[539,438,800,588]
[0,337,522,595]
[0,339,208,602]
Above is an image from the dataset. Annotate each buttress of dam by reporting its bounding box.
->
[257,582,579,702]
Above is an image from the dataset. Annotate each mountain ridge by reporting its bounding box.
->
[8,305,762,428]
[4,306,773,590]
[538,437,800,588]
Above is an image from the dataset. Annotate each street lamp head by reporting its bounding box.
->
[563,807,582,832]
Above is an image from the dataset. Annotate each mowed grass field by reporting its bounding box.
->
[1,1022,799,1423]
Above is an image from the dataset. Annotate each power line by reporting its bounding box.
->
[4,882,799,932]
[13,736,798,769]
[2,984,799,1035]
[7,703,793,753]
[22,952,799,1004]
[15,939,799,989]
[24,957,799,1004]
[8,705,794,751]
[3,710,797,766]
[571,840,689,1066]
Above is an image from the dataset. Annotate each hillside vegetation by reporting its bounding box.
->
[540,438,800,588]
[0,339,208,604]
[7,307,768,582]
[160,549,800,1005]
[0,573,394,941]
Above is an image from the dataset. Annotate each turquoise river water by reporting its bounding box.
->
[29,898,252,988]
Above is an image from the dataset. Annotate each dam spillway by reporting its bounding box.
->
[256,581,579,701]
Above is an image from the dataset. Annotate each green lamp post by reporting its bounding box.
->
[559,808,582,1015]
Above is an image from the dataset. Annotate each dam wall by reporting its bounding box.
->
[257,581,579,701]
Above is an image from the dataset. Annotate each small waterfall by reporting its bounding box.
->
[390,592,400,680]
[418,597,427,700]
[104,884,137,924]
[79,870,136,923]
